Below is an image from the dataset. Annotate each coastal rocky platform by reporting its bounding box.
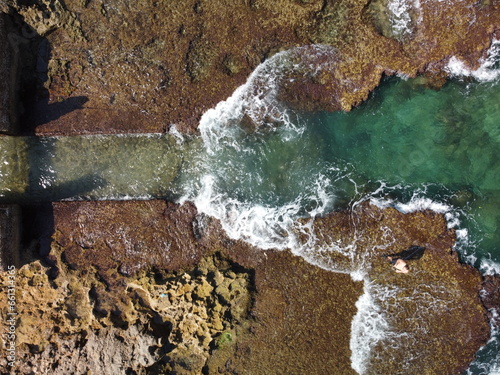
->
[1,0,499,135]
[0,200,493,374]
[1,0,500,374]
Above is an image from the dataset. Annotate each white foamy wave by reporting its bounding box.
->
[368,190,482,268]
[350,281,393,374]
[183,45,346,255]
[387,0,420,40]
[479,258,500,276]
[188,171,339,253]
[446,39,500,82]
[490,309,500,337]
[370,193,462,228]
[466,357,500,375]
[189,174,291,250]
[490,362,500,375]
[393,196,450,214]
[167,124,186,145]
[198,45,338,154]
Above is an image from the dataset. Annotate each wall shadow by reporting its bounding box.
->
[27,95,89,130]
[3,11,97,272]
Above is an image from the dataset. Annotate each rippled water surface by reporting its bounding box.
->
[0,133,188,202]
[320,76,500,266]
[0,44,499,373]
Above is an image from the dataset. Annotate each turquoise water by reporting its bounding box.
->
[319,77,500,266]
[0,44,499,373]
[182,62,500,373]
[318,77,500,375]
[186,74,500,267]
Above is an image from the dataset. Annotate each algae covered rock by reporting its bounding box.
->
[0,200,492,374]
[186,35,217,82]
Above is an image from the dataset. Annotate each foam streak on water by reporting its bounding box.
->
[198,45,338,154]
[350,281,393,375]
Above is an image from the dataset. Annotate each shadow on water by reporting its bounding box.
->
[24,137,107,202]
[3,12,98,269]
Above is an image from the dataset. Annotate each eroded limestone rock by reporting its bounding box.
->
[0,250,253,374]
[14,0,84,40]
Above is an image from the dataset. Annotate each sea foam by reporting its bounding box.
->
[199,45,339,155]
[182,45,343,255]
[182,45,489,375]
[446,39,500,82]
[480,258,500,276]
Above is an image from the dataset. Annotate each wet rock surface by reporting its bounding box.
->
[1,201,495,374]
[482,275,500,328]
[53,201,210,275]
[1,0,500,374]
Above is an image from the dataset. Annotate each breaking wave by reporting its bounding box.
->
[174,44,496,374]
[179,45,348,258]
[446,38,500,82]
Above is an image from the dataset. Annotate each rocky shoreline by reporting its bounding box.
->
[0,200,495,374]
[1,0,500,374]
[3,0,500,136]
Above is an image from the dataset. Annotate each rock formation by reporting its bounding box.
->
[1,0,498,135]
[0,200,494,374]
[1,0,500,374]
